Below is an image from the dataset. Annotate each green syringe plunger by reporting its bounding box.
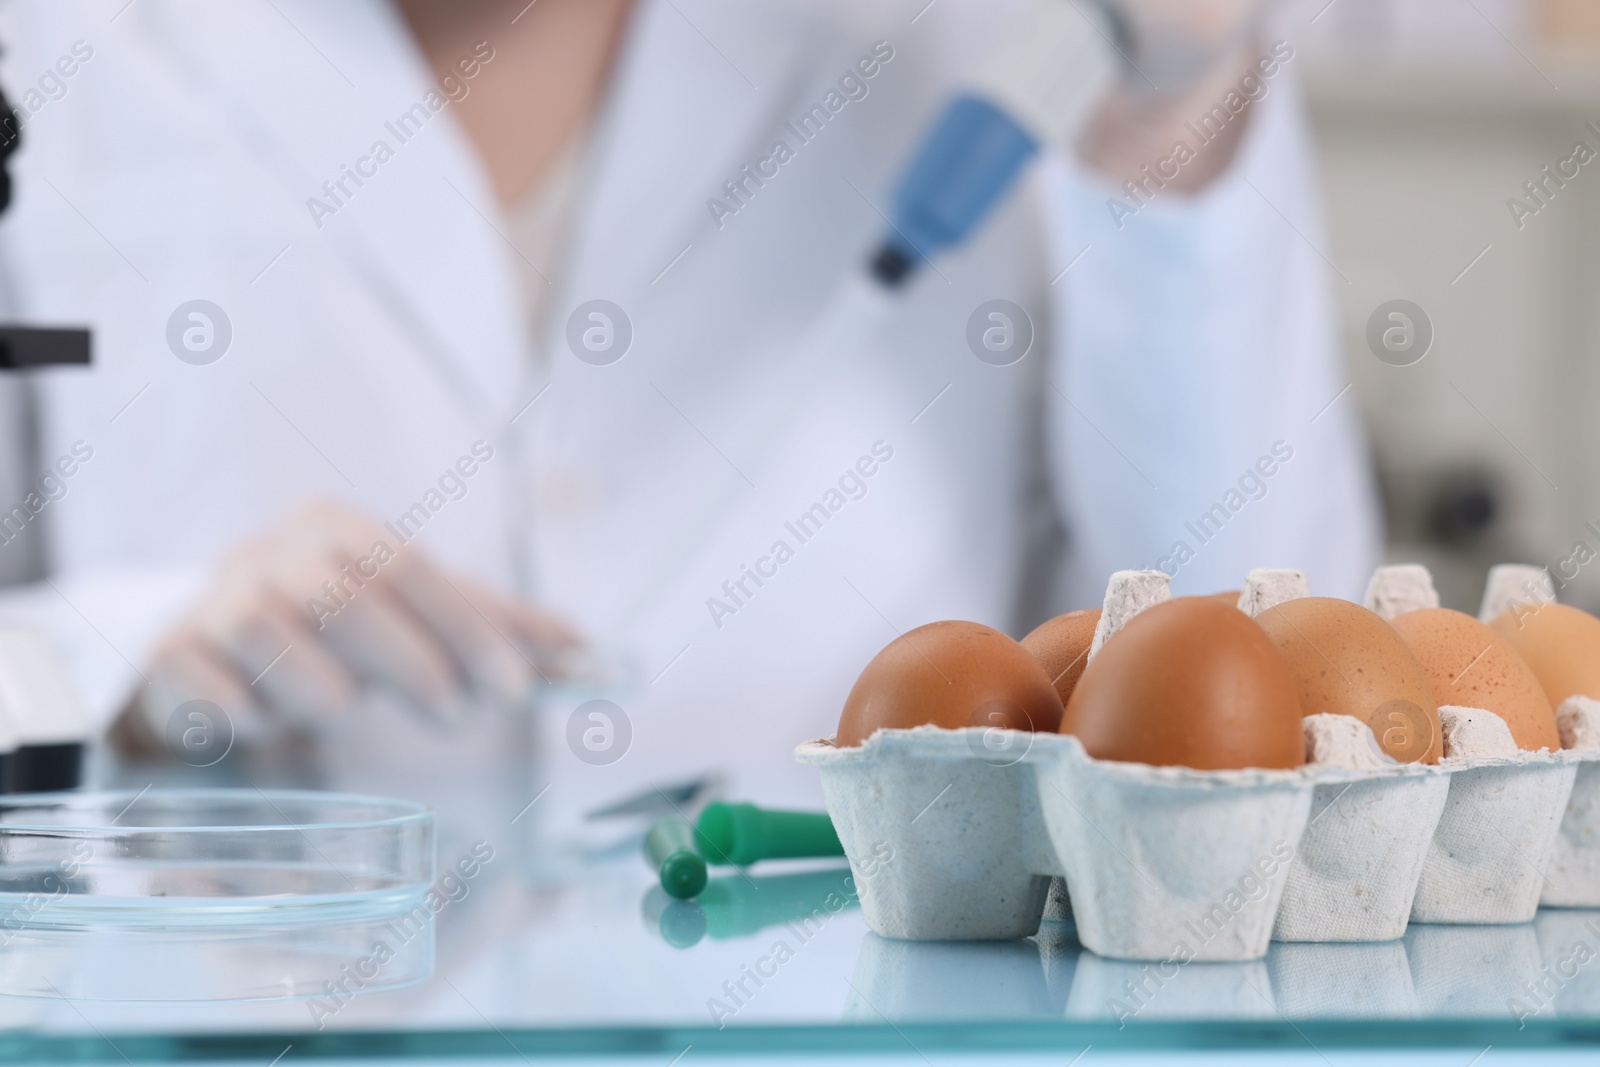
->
[644,802,843,900]
[643,817,708,900]
[693,802,843,866]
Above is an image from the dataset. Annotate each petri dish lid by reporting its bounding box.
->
[0,788,434,928]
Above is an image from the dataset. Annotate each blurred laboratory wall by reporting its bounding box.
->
[1289,0,1600,613]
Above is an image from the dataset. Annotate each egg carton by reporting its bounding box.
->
[799,726,1058,941]
[797,727,1314,961]
[1543,671,1600,909]
[798,713,1469,955]
[793,716,1580,953]
[1272,703,1591,936]
[1034,732,1318,961]
[1331,565,1592,923]
[1408,707,1579,924]
[799,565,1600,959]
[1239,570,1453,944]
[1273,715,1451,943]
[797,569,1344,959]
[1545,747,1600,907]
[1380,564,1598,917]
[800,568,1317,961]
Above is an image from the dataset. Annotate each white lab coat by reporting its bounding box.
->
[0,0,1378,777]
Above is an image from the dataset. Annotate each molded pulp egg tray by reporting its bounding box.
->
[796,565,1600,961]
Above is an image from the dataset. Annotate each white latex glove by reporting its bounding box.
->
[1077,0,1279,192]
[126,500,576,746]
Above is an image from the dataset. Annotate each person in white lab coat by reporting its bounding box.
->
[0,0,1378,776]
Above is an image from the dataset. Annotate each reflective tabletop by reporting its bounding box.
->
[2,733,1599,1062]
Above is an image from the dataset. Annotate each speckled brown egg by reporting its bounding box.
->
[1391,608,1557,752]
[835,621,1064,747]
[1255,597,1442,764]
[1060,597,1305,770]
[1021,609,1101,707]
[1490,602,1600,716]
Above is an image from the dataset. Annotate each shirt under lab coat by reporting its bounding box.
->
[0,0,1379,782]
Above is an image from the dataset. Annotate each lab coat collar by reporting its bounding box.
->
[141,0,821,418]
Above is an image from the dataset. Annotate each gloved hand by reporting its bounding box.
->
[117,499,577,752]
[1078,0,1280,195]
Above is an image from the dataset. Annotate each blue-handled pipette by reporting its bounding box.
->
[623,1,1124,624]
[870,0,1121,286]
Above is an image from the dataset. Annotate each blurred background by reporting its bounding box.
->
[1287,0,1600,613]
[0,0,1597,612]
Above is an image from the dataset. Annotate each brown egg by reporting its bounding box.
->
[835,621,1064,747]
[1209,590,1242,609]
[1391,608,1558,751]
[1490,602,1600,716]
[1061,597,1304,770]
[1021,609,1101,706]
[1255,598,1441,764]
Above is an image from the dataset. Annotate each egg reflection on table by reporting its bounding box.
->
[1059,597,1305,770]
[834,621,1063,747]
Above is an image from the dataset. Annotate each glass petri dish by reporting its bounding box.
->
[0,789,433,928]
[0,906,436,1002]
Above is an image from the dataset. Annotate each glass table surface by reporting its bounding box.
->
[0,752,1597,1062]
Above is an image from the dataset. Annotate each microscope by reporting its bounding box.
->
[0,78,92,792]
